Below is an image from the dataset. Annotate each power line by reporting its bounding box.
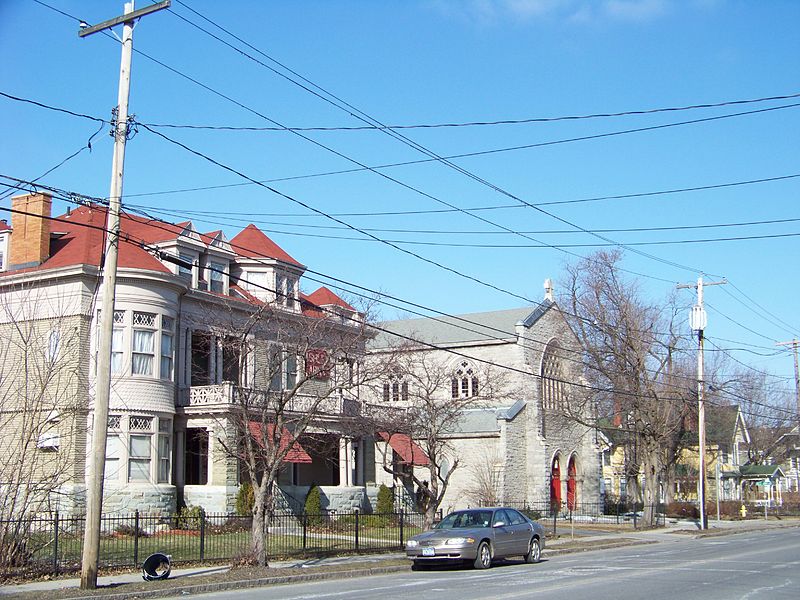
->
[161,5,800,279]
[3,182,793,416]
[723,282,800,336]
[121,205,800,237]
[136,6,735,278]
[119,203,800,248]
[123,171,800,214]
[141,92,800,131]
[0,91,107,125]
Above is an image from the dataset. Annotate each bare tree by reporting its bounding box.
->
[189,297,376,567]
[0,283,86,568]
[712,367,795,464]
[361,342,512,530]
[560,250,695,524]
[463,449,502,507]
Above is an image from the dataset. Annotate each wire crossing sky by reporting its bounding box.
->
[1,0,798,385]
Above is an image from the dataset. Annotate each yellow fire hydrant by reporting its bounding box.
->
[740,504,747,518]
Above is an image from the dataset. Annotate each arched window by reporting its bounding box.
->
[382,372,408,402]
[541,341,568,411]
[567,455,578,511]
[550,455,562,510]
[451,361,478,399]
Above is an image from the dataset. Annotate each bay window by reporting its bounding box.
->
[132,312,156,376]
[104,414,172,485]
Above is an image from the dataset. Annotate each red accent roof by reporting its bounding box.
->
[305,287,354,311]
[24,205,172,273]
[230,224,302,266]
[248,422,312,463]
[378,432,429,466]
[0,220,11,233]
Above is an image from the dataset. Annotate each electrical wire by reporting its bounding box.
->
[162,1,800,280]
[2,185,793,417]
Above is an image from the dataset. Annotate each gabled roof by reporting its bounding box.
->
[300,287,355,319]
[370,305,546,349]
[0,219,11,233]
[0,206,307,286]
[229,224,303,266]
[739,464,785,479]
[305,286,354,310]
[4,205,172,274]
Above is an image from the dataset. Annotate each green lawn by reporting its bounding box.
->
[24,521,423,570]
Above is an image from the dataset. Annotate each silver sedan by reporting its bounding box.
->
[405,507,545,569]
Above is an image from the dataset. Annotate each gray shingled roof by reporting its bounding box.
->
[371,305,549,349]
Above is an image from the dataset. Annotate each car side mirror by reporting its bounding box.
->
[493,521,506,528]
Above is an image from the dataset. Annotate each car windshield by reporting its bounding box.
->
[435,510,493,529]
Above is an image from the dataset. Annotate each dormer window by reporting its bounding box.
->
[208,261,226,293]
[178,252,194,281]
[275,273,297,308]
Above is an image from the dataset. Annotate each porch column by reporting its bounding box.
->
[356,438,365,486]
[183,328,191,386]
[339,437,353,486]
[174,428,186,489]
[211,336,220,384]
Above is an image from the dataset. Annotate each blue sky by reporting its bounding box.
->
[1,0,799,389]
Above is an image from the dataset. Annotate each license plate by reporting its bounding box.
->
[422,547,435,557]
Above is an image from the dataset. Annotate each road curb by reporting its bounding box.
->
[41,565,411,600]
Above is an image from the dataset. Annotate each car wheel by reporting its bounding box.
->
[473,541,492,569]
[524,537,541,564]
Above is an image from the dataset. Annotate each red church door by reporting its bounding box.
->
[567,456,577,511]
[550,458,561,512]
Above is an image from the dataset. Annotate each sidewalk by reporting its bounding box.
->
[2,518,797,598]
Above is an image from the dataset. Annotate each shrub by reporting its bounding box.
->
[236,482,255,516]
[114,523,149,538]
[376,484,394,515]
[665,502,699,519]
[175,504,203,530]
[304,485,323,526]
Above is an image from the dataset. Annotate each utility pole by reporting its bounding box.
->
[776,339,800,424]
[677,276,726,531]
[78,1,170,590]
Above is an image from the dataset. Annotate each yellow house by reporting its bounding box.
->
[599,405,751,504]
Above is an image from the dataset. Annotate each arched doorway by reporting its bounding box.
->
[550,456,562,511]
[567,455,577,511]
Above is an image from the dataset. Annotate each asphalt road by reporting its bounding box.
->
[162,528,799,600]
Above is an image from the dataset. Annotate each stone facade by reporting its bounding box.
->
[369,294,602,513]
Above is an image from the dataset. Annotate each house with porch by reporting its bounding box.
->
[0,193,377,516]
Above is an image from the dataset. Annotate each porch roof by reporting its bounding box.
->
[378,431,430,466]
[248,422,313,463]
[739,464,785,480]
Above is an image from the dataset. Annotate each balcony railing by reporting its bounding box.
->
[178,382,361,416]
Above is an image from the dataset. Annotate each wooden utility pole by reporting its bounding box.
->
[678,276,726,531]
[776,339,800,423]
[78,1,170,590]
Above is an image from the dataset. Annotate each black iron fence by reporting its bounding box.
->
[479,501,667,533]
[0,510,426,578]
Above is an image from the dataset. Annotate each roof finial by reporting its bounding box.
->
[544,278,554,302]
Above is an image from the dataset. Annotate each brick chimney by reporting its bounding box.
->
[9,192,52,269]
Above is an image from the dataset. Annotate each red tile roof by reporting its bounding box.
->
[1,206,305,285]
[305,286,354,311]
[0,220,11,233]
[17,205,171,273]
[229,224,302,266]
